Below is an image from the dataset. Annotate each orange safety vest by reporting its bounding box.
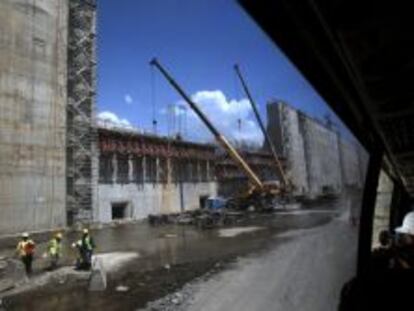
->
[16,240,35,257]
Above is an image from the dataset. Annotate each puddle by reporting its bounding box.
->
[2,208,338,311]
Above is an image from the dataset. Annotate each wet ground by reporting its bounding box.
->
[1,206,340,311]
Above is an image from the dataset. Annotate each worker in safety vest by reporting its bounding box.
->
[16,232,36,275]
[72,228,95,270]
[47,232,63,270]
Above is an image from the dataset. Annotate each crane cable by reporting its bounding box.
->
[150,64,158,134]
[233,68,243,146]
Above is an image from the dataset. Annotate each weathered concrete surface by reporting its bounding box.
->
[0,267,90,299]
[96,182,217,222]
[0,0,68,234]
[89,256,107,291]
[267,101,369,198]
[372,170,394,248]
[0,252,139,297]
[89,252,139,291]
[267,101,309,195]
[0,259,25,293]
[299,113,342,197]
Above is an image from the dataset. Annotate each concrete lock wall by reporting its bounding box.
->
[0,0,68,234]
[96,182,217,222]
[267,101,368,198]
[339,138,364,188]
[299,113,342,197]
[276,102,309,195]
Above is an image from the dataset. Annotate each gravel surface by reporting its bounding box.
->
[139,215,357,311]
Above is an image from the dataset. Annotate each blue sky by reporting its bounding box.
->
[97,0,349,143]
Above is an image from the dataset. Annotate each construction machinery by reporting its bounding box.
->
[234,64,292,191]
[150,58,287,211]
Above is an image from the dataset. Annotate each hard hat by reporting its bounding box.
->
[395,211,414,235]
[82,228,89,234]
[22,232,29,238]
[55,233,63,239]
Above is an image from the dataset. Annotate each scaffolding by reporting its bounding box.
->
[67,0,97,225]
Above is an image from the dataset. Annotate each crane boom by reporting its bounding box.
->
[150,58,263,190]
[234,64,289,188]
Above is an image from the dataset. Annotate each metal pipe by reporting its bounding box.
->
[150,58,263,189]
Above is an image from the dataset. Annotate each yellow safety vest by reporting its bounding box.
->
[48,238,62,256]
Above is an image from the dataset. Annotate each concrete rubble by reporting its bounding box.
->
[0,252,139,298]
[0,258,26,293]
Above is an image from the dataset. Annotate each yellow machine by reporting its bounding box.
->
[150,58,291,211]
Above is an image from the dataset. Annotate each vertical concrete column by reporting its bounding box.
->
[167,157,172,184]
[142,156,147,182]
[128,155,133,183]
[112,154,117,184]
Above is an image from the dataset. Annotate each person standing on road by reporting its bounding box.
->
[72,228,95,270]
[46,232,63,270]
[16,232,35,275]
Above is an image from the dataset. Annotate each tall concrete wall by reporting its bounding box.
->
[268,102,308,195]
[339,138,364,187]
[0,0,68,234]
[267,101,368,198]
[299,113,342,197]
[97,182,217,222]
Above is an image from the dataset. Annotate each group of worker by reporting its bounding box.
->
[15,228,95,275]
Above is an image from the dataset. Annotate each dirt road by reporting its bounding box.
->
[178,217,357,311]
[1,204,356,310]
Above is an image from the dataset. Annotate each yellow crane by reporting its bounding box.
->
[233,64,293,192]
[150,58,283,210]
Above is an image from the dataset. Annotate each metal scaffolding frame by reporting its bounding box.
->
[66,0,97,225]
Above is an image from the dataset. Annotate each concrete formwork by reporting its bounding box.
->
[0,0,68,234]
[97,182,217,222]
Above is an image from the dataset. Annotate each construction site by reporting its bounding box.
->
[1,0,412,311]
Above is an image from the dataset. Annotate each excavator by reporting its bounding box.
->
[150,58,292,211]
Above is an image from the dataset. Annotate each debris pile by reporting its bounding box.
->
[148,208,246,230]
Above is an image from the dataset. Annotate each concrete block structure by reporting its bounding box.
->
[267,102,309,195]
[0,0,68,234]
[96,128,217,222]
[298,112,342,197]
[267,101,368,198]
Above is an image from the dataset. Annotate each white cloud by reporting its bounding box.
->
[97,111,137,131]
[124,94,133,105]
[171,90,264,145]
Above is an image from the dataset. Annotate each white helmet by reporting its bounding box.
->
[395,211,414,235]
